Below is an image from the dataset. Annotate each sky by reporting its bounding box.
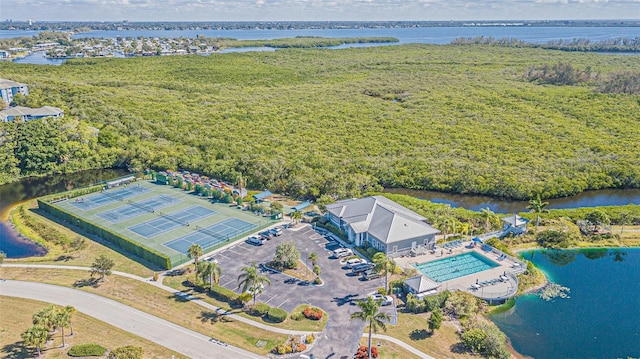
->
[1,0,639,22]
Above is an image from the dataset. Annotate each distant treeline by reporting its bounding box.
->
[451,36,640,52]
[221,37,399,49]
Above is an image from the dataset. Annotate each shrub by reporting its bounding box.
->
[313,277,322,285]
[354,345,379,359]
[109,345,144,359]
[290,312,303,321]
[267,307,288,322]
[295,343,307,352]
[250,303,270,317]
[305,333,315,344]
[303,307,323,320]
[68,343,107,357]
[210,283,238,303]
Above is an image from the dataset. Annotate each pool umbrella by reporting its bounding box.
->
[476,279,479,284]
[472,237,483,243]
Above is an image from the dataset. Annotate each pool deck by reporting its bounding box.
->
[395,243,526,301]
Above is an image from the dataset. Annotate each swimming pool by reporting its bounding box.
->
[414,252,499,282]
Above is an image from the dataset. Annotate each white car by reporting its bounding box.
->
[345,258,367,268]
[333,248,354,258]
[369,293,393,306]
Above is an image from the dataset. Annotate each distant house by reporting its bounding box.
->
[0,106,64,122]
[325,196,440,257]
[290,201,311,212]
[0,78,29,104]
[0,50,10,59]
[404,275,441,299]
[501,214,529,236]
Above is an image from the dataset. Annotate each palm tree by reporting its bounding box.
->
[53,310,70,347]
[480,207,498,232]
[350,297,391,359]
[32,305,56,332]
[198,261,222,290]
[619,212,631,234]
[290,210,302,225]
[188,244,203,273]
[236,174,246,200]
[21,326,49,356]
[372,252,396,293]
[527,194,549,232]
[237,263,271,305]
[64,306,76,336]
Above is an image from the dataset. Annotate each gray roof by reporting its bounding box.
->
[404,275,440,293]
[0,106,64,120]
[502,214,529,227]
[0,78,28,89]
[326,196,439,244]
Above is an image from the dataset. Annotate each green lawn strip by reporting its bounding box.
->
[9,200,156,277]
[374,312,476,359]
[0,295,185,359]
[163,274,328,332]
[0,267,287,355]
[357,338,423,359]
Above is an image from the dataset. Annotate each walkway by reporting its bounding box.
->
[0,280,261,359]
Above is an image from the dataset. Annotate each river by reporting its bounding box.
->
[4,26,639,65]
[491,248,640,359]
[0,168,129,258]
[384,188,640,213]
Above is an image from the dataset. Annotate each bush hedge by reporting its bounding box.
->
[37,199,172,269]
[210,283,238,303]
[68,343,107,357]
[109,345,144,359]
[303,307,323,320]
[250,303,271,317]
[267,307,288,323]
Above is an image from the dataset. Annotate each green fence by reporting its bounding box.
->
[38,199,172,270]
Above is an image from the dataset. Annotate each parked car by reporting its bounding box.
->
[246,236,263,246]
[259,230,272,240]
[269,228,283,236]
[351,263,374,274]
[360,270,382,281]
[369,293,393,306]
[333,248,354,258]
[345,258,367,269]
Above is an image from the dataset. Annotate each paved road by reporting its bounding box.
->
[0,280,263,359]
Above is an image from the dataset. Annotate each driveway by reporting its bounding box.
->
[208,224,390,358]
[0,280,262,359]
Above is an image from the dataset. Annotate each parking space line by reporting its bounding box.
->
[275,298,290,309]
[221,279,236,288]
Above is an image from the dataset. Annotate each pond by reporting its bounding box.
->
[0,168,129,258]
[490,248,640,359]
[384,187,640,213]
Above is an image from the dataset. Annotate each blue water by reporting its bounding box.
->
[491,248,640,359]
[65,27,640,44]
[414,251,499,282]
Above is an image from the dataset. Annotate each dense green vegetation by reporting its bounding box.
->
[1,44,639,199]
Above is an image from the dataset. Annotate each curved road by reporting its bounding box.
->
[0,280,263,359]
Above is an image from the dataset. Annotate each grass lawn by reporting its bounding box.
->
[377,312,476,359]
[0,296,183,359]
[0,267,288,355]
[9,200,156,277]
[163,273,328,332]
[357,338,423,359]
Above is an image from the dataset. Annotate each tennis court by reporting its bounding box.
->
[164,218,257,254]
[45,178,276,268]
[70,185,150,210]
[96,195,181,223]
[128,205,216,238]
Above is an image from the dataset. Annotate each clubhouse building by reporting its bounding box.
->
[325,196,439,257]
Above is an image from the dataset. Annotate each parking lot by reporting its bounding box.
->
[205,223,393,314]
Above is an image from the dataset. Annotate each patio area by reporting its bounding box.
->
[395,240,526,302]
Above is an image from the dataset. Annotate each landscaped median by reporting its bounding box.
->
[0,266,289,355]
[163,272,329,333]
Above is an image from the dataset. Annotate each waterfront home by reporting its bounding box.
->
[0,106,64,122]
[501,214,529,236]
[325,196,439,257]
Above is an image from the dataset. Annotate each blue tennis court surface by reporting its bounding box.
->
[96,195,181,223]
[70,185,151,210]
[163,218,257,254]
[127,205,217,238]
